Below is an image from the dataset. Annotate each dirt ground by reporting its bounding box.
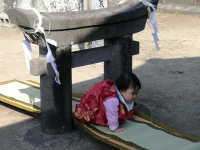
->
[0,11,200,149]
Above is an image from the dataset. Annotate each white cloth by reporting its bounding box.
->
[22,40,32,72]
[116,89,134,111]
[32,8,61,84]
[46,39,61,84]
[142,1,160,50]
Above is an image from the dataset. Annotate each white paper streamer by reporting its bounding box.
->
[33,8,61,84]
[46,39,61,84]
[22,40,32,72]
[142,1,160,50]
[23,8,61,84]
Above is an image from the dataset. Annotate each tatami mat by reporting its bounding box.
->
[0,80,199,150]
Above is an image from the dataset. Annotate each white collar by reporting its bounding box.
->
[116,88,134,111]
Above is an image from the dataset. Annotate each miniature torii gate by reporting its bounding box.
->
[7,0,159,134]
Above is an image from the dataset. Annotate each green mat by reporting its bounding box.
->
[0,80,200,150]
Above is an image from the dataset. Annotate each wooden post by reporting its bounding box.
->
[83,0,89,10]
[56,45,73,131]
[104,35,133,81]
[39,46,64,134]
[39,43,73,134]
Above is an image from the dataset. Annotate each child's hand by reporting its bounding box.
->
[114,128,125,132]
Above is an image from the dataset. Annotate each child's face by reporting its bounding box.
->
[120,87,139,102]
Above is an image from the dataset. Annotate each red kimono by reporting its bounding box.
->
[74,80,135,126]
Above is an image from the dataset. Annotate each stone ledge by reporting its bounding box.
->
[158,3,200,14]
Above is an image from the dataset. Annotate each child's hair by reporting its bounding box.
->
[115,72,141,91]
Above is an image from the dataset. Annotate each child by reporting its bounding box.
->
[74,72,141,132]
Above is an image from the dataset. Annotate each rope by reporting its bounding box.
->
[23,8,61,84]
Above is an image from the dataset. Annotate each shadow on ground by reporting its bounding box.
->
[0,102,117,150]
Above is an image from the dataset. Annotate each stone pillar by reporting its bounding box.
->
[0,0,4,12]
[2,0,14,9]
[39,42,66,134]
[39,39,73,134]
[15,0,33,9]
[56,46,73,132]
[104,36,133,81]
